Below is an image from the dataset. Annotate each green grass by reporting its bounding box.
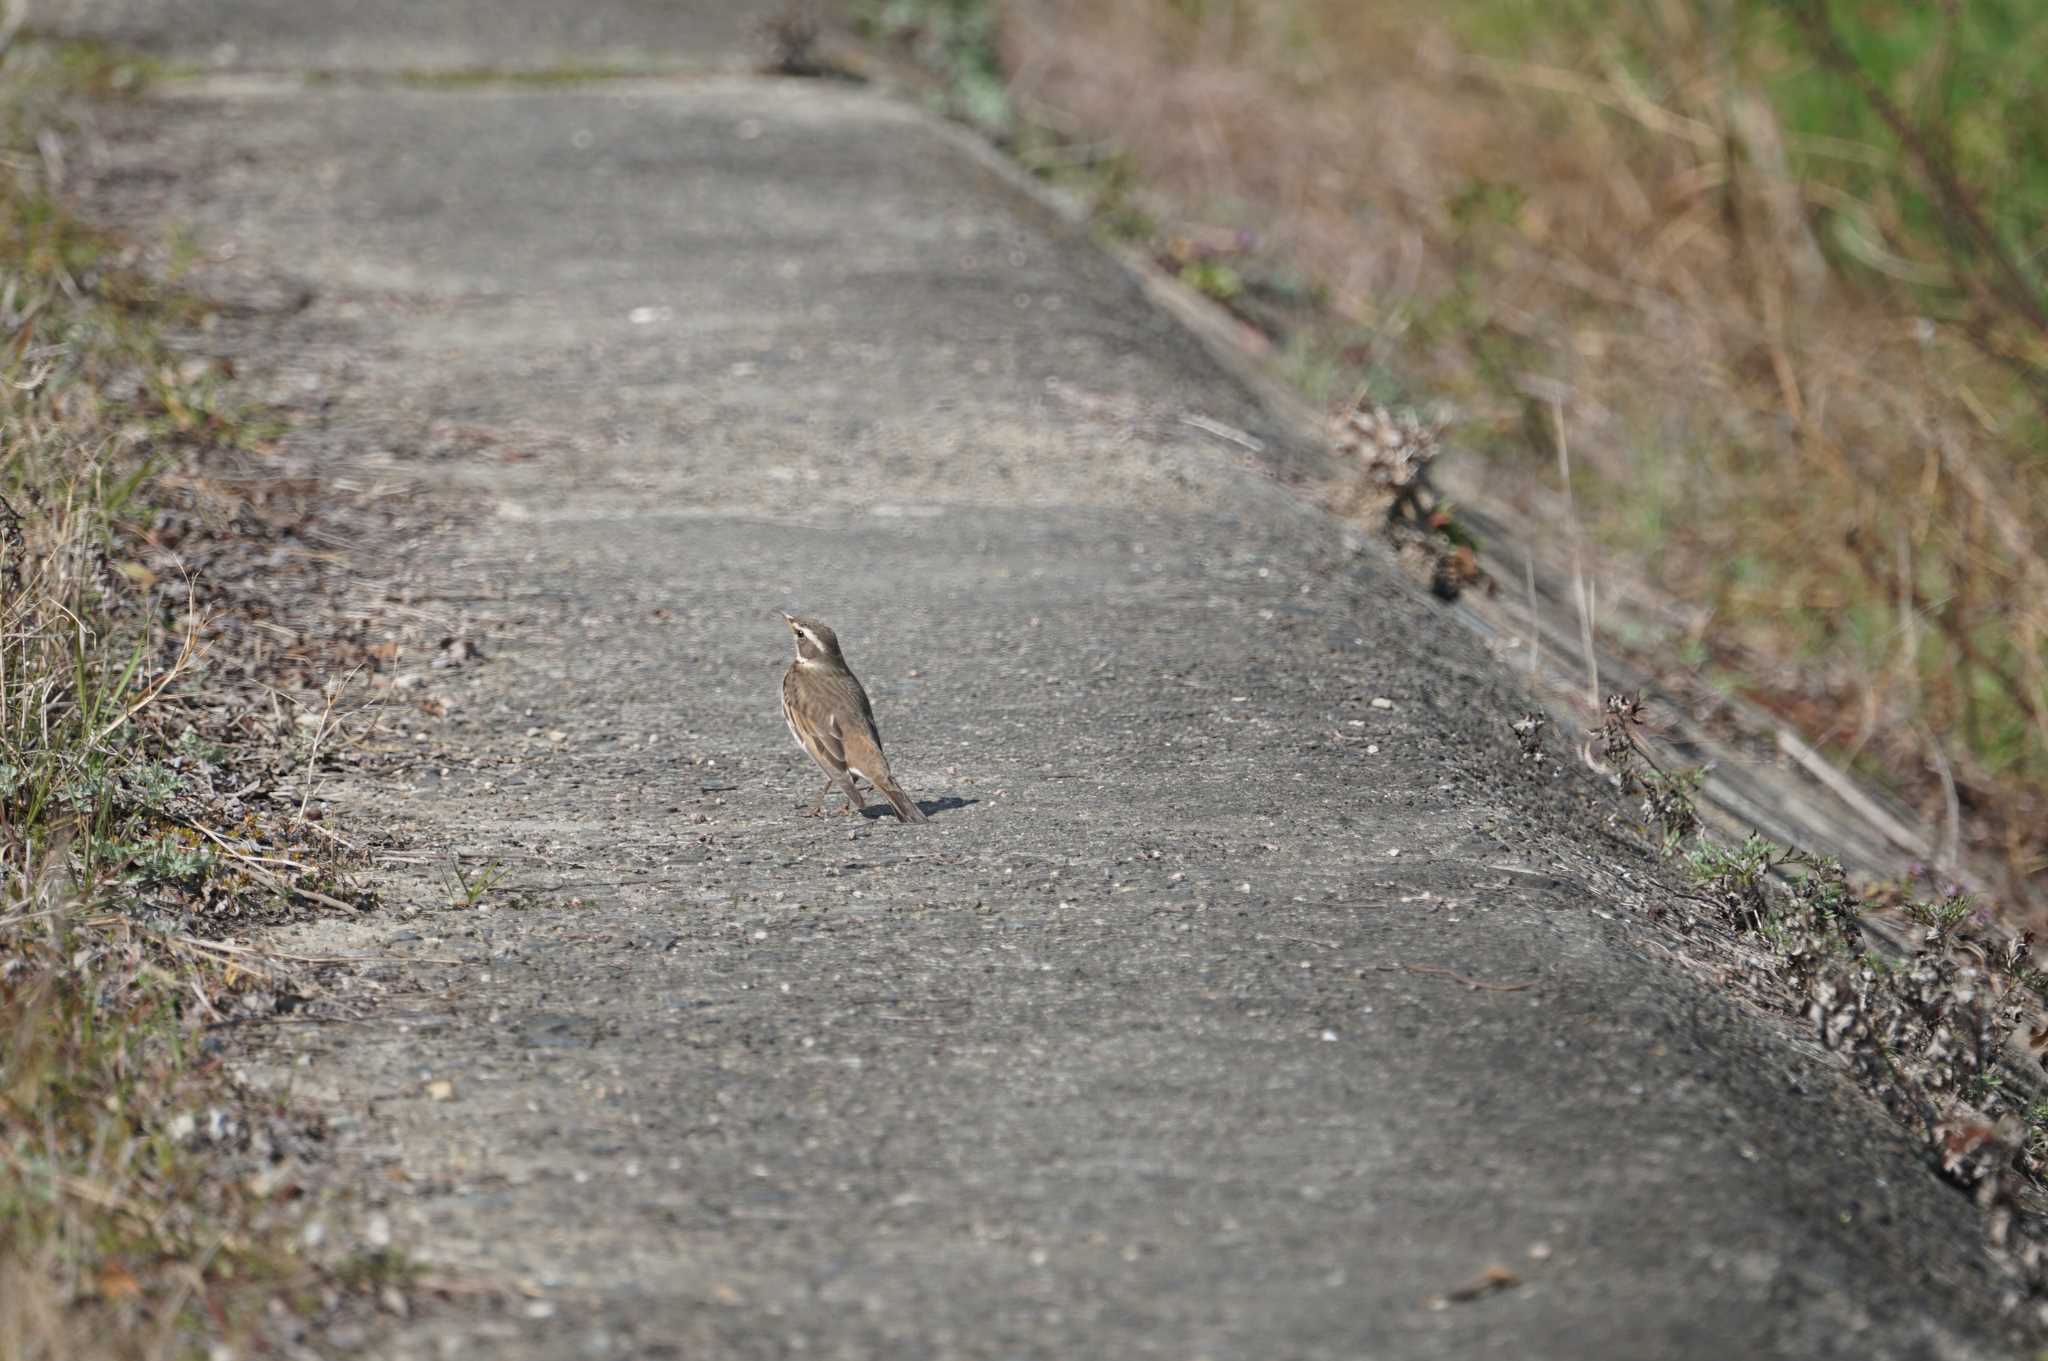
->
[854,0,1013,132]
[31,34,164,97]
[1451,0,2048,323]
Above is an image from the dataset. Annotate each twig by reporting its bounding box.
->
[176,818,363,916]
[1921,724,1962,877]
[1427,1264,1521,1308]
[202,1014,377,1030]
[187,971,224,1022]
[0,904,73,930]
[1179,412,1267,453]
[1523,549,1540,680]
[1552,400,1599,706]
[174,815,326,877]
[298,665,363,825]
[1774,726,1931,861]
[129,927,460,966]
[294,816,361,852]
[1256,932,1338,950]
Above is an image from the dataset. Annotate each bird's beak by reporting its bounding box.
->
[777,610,795,626]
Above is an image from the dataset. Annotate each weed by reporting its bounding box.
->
[331,1247,422,1293]
[760,2,849,79]
[443,857,509,910]
[1178,257,1242,302]
[1330,396,1486,600]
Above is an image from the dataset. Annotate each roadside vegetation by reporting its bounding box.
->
[1590,691,2048,1317]
[857,0,2048,924]
[2,36,374,1359]
[856,0,2048,1322]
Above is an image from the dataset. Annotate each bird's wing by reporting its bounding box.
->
[849,679,884,754]
[787,669,847,767]
[834,712,891,784]
[813,713,847,768]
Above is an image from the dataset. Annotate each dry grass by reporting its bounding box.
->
[1,37,374,1359]
[986,0,2048,919]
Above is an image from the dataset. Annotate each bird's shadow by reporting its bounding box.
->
[860,796,977,821]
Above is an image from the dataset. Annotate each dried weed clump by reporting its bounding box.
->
[995,0,2048,919]
[1328,397,1484,600]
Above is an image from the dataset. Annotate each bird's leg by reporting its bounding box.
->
[807,777,835,817]
[836,772,868,816]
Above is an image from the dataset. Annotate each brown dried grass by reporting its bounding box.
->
[1,37,358,1359]
[999,0,2048,918]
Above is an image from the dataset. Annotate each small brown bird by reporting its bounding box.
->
[779,613,927,822]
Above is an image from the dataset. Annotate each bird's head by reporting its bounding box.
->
[781,612,843,665]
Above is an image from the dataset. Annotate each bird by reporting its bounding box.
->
[779,612,927,823]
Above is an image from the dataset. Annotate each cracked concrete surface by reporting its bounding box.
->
[58,2,2028,1356]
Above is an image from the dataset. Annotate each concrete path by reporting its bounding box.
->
[64,3,2018,1356]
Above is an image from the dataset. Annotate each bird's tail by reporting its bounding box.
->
[876,780,928,823]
